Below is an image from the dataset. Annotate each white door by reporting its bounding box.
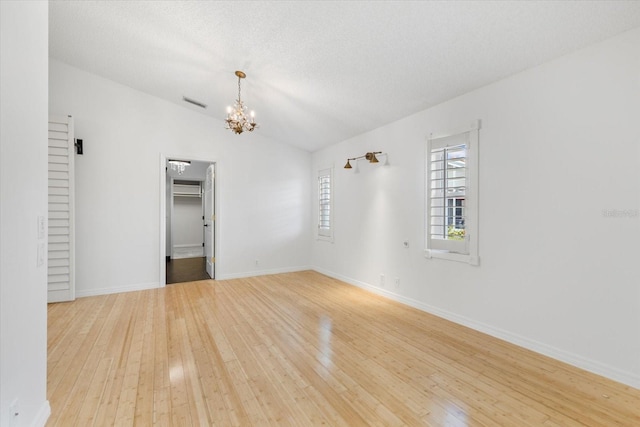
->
[48,115,75,302]
[204,164,215,278]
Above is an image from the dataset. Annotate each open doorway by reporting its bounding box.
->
[167,178,208,283]
[162,158,216,285]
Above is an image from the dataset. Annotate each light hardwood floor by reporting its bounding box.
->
[47,271,640,426]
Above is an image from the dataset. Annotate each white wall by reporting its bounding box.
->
[49,59,311,295]
[0,1,50,425]
[311,28,640,388]
[172,195,203,252]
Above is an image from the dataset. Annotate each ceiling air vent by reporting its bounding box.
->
[182,96,207,109]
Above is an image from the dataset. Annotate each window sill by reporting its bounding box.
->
[317,234,334,243]
[424,249,479,266]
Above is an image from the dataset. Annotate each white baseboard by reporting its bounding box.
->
[217,265,310,280]
[312,266,640,390]
[172,244,204,259]
[76,282,160,298]
[31,400,51,427]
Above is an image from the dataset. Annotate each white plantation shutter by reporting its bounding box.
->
[426,120,480,264]
[318,168,333,239]
[48,115,75,302]
[428,134,468,253]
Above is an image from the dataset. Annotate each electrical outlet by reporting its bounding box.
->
[394,277,400,288]
[255,259,259,266]
[380,274,385,287]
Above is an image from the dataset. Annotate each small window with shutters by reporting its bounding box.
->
[318,168,333,241]
[426,120,480,265]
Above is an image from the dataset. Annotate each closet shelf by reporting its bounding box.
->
[173,183,202,197]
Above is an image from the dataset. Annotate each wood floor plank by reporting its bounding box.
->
[48,295,118,426]
[133,291,157,425]
[47,296,103,394]
[74,357,114,426]
[91,293,140,426]
[47,271,640,426]
[114,290,149,425]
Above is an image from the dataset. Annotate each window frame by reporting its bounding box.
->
[425,120,480,265]
[317,167,334,242]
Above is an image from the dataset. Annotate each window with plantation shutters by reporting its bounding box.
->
[318,168,333,240]
[426,120,480,265]
[48,115,76,302]
[429,140,467,252]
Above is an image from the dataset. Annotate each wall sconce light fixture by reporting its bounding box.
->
[74,138,83,155]
[344,151,382,169]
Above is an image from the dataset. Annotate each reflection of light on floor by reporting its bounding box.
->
[443,401,468,426]
[317,315,333,369]
[170,364,184,384]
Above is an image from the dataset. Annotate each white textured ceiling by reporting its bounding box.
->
[49,1,640,152]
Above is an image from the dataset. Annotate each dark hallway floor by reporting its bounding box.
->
[166,257,211,284]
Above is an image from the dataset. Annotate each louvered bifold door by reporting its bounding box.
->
[48,115,75,302]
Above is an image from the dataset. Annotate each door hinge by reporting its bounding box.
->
[202,242,204,247]
[211,257,216,263]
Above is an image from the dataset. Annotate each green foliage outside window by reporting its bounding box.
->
[447,226,465,241]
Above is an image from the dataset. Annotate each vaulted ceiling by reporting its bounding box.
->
[49,1,640,152]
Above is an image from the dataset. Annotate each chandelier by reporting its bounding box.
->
[168,159,190,175]
[225,70,258,134]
